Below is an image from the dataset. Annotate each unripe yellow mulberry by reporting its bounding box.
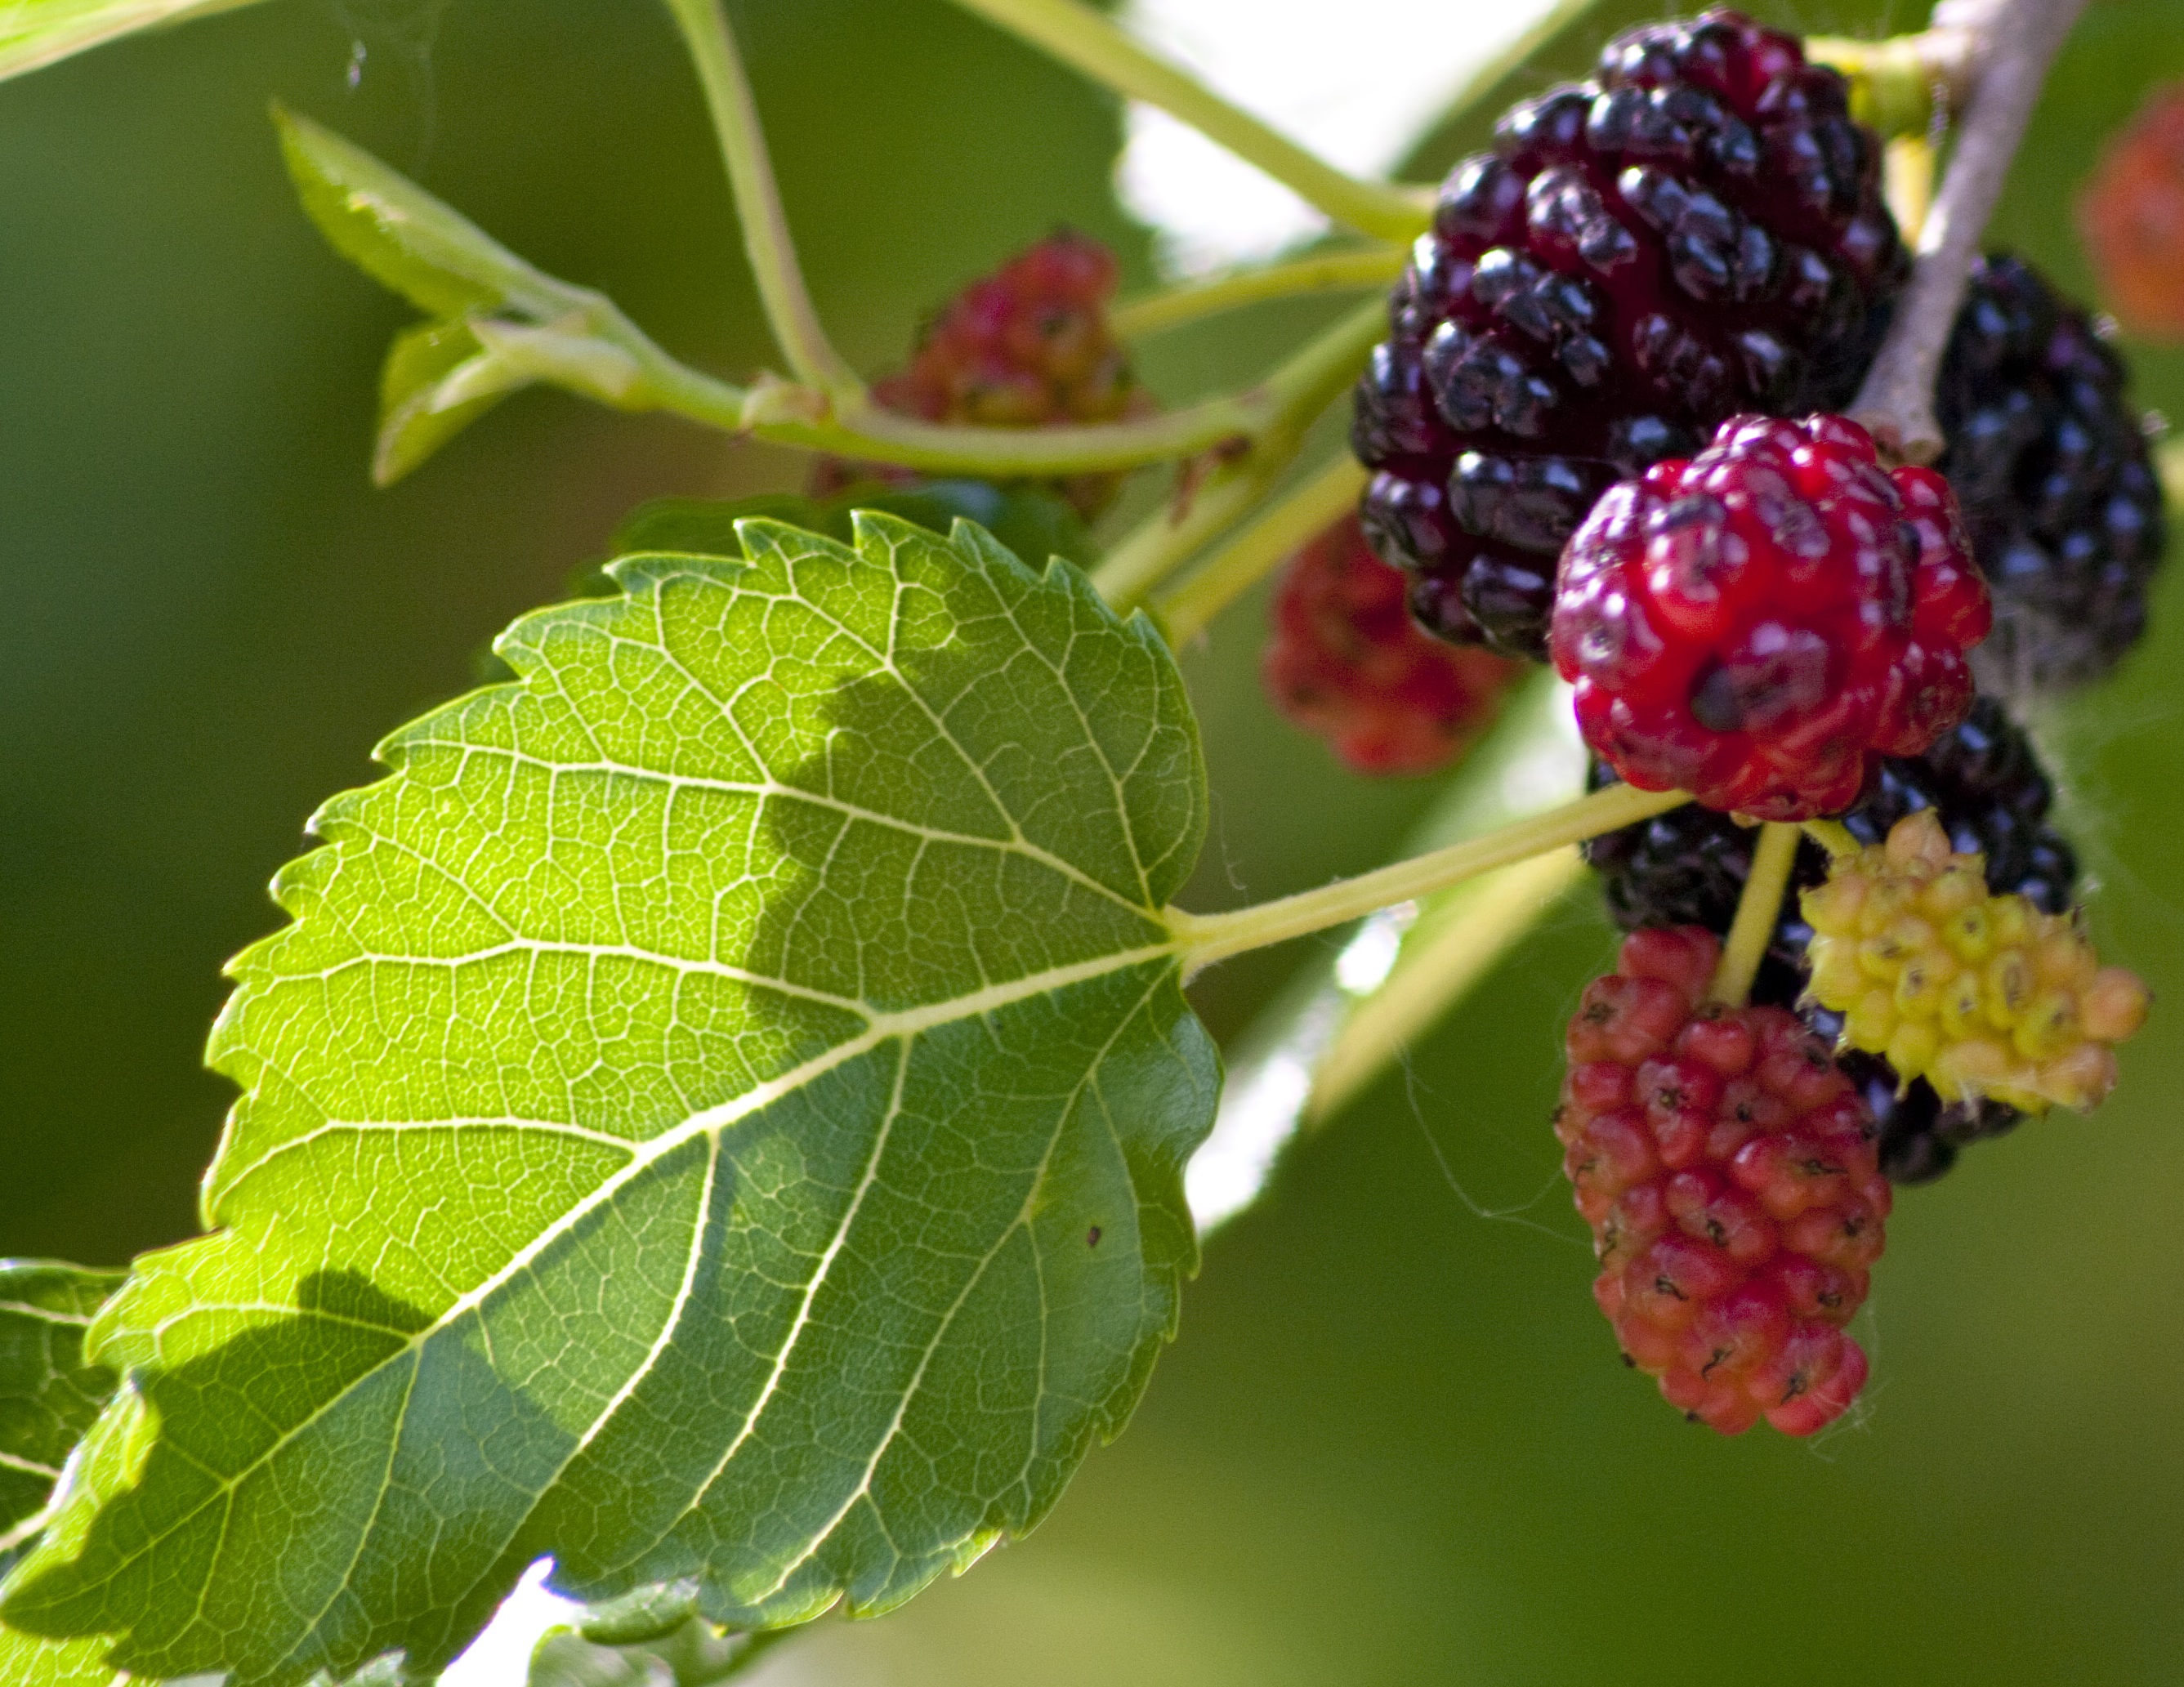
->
[1800,811,2149,1114]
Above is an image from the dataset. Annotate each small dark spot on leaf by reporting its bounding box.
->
[1086,1225,1102,1248]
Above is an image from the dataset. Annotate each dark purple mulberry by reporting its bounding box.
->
[1354,8,1908,659]
[1582,696,2076,1180]
[1935,254,2169,694]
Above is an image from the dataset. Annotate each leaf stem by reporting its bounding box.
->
[1309,846,1583,1122]
[734,292,1381,479]
[1849,0,2089,463]
[1085,297,1383,607]
[660,0,864,397]
[1110,245,1407,341]
[459,280,1375,477]
[1150,454,1368,641]
[1706,821,1802,1006]
[940,0,1431,243]
[1168,783,1690,976]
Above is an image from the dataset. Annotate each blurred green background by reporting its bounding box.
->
[4,1,2182,1681]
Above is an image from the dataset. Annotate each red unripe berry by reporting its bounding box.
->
[1557,926,1884,1434]
[1263,515,1521,774]
[821,230,1150,519]
[1552,413,1991,819]
[2078,83,2184,341]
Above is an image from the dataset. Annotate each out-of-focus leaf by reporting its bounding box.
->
[374,319,528,489]
[274,105,575,324]
[0,515,1216,1683]
[0,0,266,82]
[529,1613,786,1687]
[0,1264,124,1578]
[275,109,699,484]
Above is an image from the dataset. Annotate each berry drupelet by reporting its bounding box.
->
[818,230,1150,520]
[1552,413,1990,819]
[1584,695,2079,1180]
[1934,254,2168,694]
[1560,926,1885,1435]
[1354,8,1908,659]
[1262,515,1521,774]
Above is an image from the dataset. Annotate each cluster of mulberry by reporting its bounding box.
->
[1225,9,2168,1436]
[1351,8,1905,658]
[1583,697,2079,1180]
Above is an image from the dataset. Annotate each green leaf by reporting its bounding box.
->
[276,112,703,484]
[0,0,268,82]
[373,319,530,488]
[0,515,1217,1684]
[529,1614,785,1687]
[274,105,577,324]
[0,1264,124,1578]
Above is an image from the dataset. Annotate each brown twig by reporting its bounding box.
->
[1850,0,2089,464]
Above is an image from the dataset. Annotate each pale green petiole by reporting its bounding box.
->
[1168,782,1691,978]
[481,279,1379,478]
[659,0,864,397]
[1150,453,1369,642]
[1085,297,1385,609]
[940,0,1433,243]
[1110,245,1409,341]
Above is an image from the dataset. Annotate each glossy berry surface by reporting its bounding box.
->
[1560,926,1883,1435]
[820,230,1149,519]
[1552,413,1990,819]
[1354,7,1906,659]
[1262,515,1521,774]
[1935,254,2168,694]
[2077,83,2184,340]
[1584,695,2078,1179]
[1802,812,2150,1115]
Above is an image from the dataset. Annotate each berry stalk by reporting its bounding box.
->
[1807,17,1990,140]
[1092,444,1306,612]
[1168,781,1689,975]
[1883,136,1936,243]
[1707,822,1802,1006]
[939,0,1433,243]
[660,0,864,397]
[1151,456,1369,641]
[1110,247,1408,342]
[1850,0,2092,462]
[837,292,1386,484]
